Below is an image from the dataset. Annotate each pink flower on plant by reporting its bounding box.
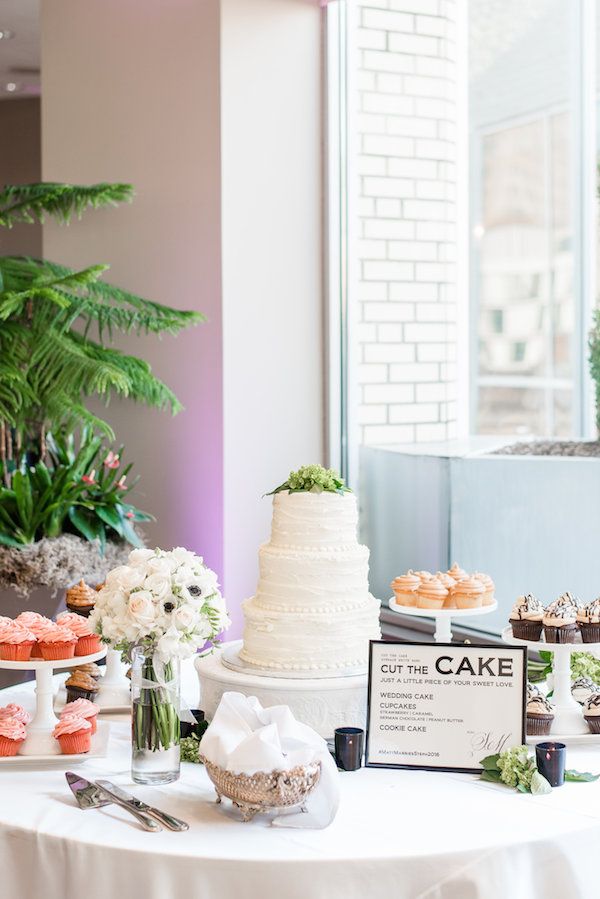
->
[82,469,96,485]
[126,511,135,519]
[117,476,127,490]
[104,451,120,469]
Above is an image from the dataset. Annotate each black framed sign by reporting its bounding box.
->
[365,641,527,773]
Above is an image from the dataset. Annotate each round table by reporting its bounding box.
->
[0,665,599,899]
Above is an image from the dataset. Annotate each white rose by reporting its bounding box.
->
[171,547,200,566]
[128,548,155,566]
[172,605,197,631]
[144,574,172,601]
[106,565,146,592]
[146,556,173,578]
[127,591,157,629]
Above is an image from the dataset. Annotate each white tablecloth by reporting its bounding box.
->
[0,662,599,899]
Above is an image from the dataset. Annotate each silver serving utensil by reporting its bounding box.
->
[65,772,162,832]
[96,779,189,831]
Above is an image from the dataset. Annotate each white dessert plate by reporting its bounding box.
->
[0,648,107,670]
[501,626,600,651]
[0,720,110,767]
[388,598,497,617]
[221,641,368,680]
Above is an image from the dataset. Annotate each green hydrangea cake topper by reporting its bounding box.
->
[267,464,351,496]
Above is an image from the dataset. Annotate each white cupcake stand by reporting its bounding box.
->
[0,648,108,758]
[502,627,600,743]
[388,598,497,643]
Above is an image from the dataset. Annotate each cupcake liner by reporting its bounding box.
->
[579,623,600,644]
[392,591,417,607]
[454,596,483,610]
[0,642,34,662]
[0,735,24,757]
[66,686,98,704]
[526,714,553,736]
[75,635,102,657]
[511,620,543,641]
[584,716,600,734]
[57,730,92,755]
[30,643,42,659]
[39,641,77,661]
[65,603,94,618]
[543,624,579,644]
[416,597,445,610]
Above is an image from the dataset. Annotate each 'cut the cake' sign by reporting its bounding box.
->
[365,642,527,773]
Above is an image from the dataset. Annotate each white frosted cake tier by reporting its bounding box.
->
[269,490,359,549]
[254,542,370,612]
[239,490,382,672]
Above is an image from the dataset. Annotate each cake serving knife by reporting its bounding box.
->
[95,779,189,831]
[66,772,162,832]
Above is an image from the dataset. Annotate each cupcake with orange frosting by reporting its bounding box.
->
[62,697,99,734]
[447,562,467,581]
[436,573,457,608]
[473,572,495,606]
[0,717,27,756]
[415,576,448,610]
[52,714,92,754]
[57,611,102,656]
[0,622,36,661]
[450,576,485,610]
[390,571,420,607]
[65,580,97,618]
[36,624,78,661]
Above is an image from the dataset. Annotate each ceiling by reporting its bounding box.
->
[0,0,39,100]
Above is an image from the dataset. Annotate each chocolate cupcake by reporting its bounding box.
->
[543,594,579,643]
[72,662,102,681]
[65,670,99,704]
[571,676,598,706]
[509,594,544,641]
[577,598,600,644]
[583,693,600,733]
[526,693,554,736]
[65,580,97,618]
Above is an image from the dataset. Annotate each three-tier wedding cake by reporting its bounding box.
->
[239,467,381,673]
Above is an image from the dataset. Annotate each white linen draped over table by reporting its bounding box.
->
[0,663,599,899]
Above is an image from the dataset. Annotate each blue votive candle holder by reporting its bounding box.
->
[334,727,364,771]
[535,741,566,787]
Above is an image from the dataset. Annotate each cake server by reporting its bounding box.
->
[95,779,189,831]
[65,772,162,832]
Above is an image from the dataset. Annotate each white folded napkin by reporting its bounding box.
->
[200,691,339,828]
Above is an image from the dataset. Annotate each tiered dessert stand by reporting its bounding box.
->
[388,598,497,643]
[95,648,131,711]
[502,626,600,744]
[0,648,109,760]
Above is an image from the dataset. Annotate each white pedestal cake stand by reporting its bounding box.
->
[196,640,369,738]
[0,648,107,755]
[95,648,131,711]
[502,626,600,743]
[388,598,497,643]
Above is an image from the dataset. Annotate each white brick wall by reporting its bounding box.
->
[353,0,459,445]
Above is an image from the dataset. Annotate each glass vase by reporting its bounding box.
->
[131,648,180,784]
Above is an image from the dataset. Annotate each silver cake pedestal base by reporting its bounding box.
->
[196,641,369,738]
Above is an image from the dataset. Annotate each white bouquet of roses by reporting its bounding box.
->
[91,546,230,662]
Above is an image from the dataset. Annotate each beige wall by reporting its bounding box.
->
[40,0,324,633]
[0,98,42,256]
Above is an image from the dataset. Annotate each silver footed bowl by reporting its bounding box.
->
[200,756,322,822]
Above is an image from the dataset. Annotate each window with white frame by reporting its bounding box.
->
[326,0,597,479]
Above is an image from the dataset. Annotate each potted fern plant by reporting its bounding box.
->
[0,182,203,615]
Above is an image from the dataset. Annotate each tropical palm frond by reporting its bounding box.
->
[0,182,134,228]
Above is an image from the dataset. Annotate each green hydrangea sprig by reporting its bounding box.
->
[480,746,599,794]
[267,464,351,496]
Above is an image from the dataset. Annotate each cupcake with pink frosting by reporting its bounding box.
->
[15,612,54,657]
[53,714,92,754]
[62,697,98,734]
[0,716,27,756]
[56,612,102,657]
[36,624,78,661]
[0,704,31,725]
[0,622,36,661]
